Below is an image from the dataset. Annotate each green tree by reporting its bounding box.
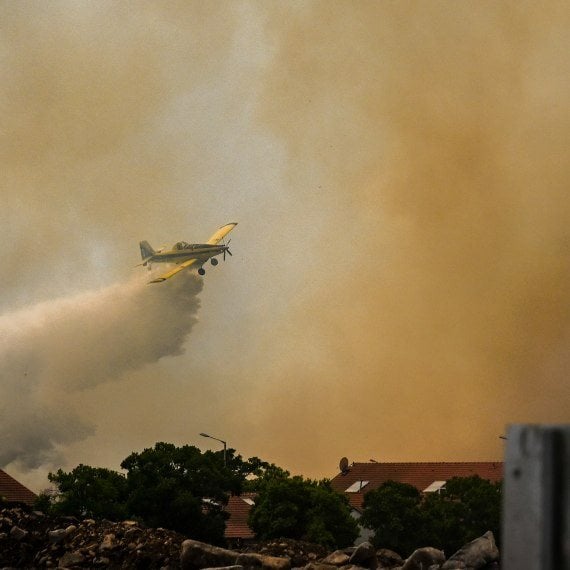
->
[45,442,294,544]
[360,481,424,555]
[121,442,243,544]
[419,490,465,555]
[34,490,56,513]
[305,482,360,547]
[421,476,502,555]
[361,477,502,557]
[248,476,358,548]
[47,464,128,520]
[241,457,290,491]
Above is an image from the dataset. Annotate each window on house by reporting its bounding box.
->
[345,480,370,492]
[423,480,447,493]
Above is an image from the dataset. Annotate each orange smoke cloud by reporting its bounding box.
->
[234,2,570,473]
[2,2,569,487]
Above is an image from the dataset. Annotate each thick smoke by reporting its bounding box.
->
[236,2,570,469]
[2,2,569,484]
[0,273,202,469]
[0,1,239,307]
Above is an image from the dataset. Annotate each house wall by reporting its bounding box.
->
[350,509,375,546]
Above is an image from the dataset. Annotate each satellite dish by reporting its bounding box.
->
[339,457,349,473]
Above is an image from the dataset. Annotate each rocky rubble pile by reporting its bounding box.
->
[0,506,500,570]
[179,532,499,570]
[0,507,184,569]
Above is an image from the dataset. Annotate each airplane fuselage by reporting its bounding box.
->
[139,222,237,283]
[144,243,228,266]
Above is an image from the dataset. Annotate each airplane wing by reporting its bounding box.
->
[206,222,238,245]
[148,258,198,284]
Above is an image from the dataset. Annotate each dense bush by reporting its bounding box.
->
[47,465,128,521]
[248,476,359,549]
[360,480,424,555]
[361,476,502,556]
[42,442,287,545]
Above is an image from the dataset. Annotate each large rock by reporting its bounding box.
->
[201,567,244,570]
[441,532,499,569]
[349,542,378,570]
[180,539,241,569]
[401,547,445,570]
[48,528,69,544]
[180,541,291,570]
[9,526,28,541]
[58,550,85,568]
[303,563,339,570]
[99,532,117,551]
[376,548,404,568]
[321,550,350,566]
[237,552,291,570]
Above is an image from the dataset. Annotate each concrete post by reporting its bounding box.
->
[502,424,569,570]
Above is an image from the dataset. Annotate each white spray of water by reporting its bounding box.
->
[0,272,202,469]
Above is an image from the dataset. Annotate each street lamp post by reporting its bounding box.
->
[199,432,227,467]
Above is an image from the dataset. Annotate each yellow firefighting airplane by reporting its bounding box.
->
[139,222,237,283]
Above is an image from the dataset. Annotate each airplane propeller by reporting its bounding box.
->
[223,239,232,261]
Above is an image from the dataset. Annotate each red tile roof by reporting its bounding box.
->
[224,493,256,540]
[330,462,503,510]
[0,469,37,506]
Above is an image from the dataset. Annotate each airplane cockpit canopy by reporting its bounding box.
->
[174,241,192,250]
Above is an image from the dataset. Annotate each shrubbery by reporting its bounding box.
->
[248,476,359,548]
[39,447,501,554]
[40,442,285,545]
[361,475,502,556]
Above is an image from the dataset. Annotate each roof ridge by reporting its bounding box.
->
[351,461,502,465]
[0,468,25,485]
[0,468,38,505]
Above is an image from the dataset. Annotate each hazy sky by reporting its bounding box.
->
[1,1,569,492]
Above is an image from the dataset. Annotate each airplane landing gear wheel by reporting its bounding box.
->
[198,268,206,276]
[211,258,219,266]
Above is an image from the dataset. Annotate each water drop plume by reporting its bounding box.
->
[0,273,202,469]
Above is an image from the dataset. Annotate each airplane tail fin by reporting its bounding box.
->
[139,240,155,260]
